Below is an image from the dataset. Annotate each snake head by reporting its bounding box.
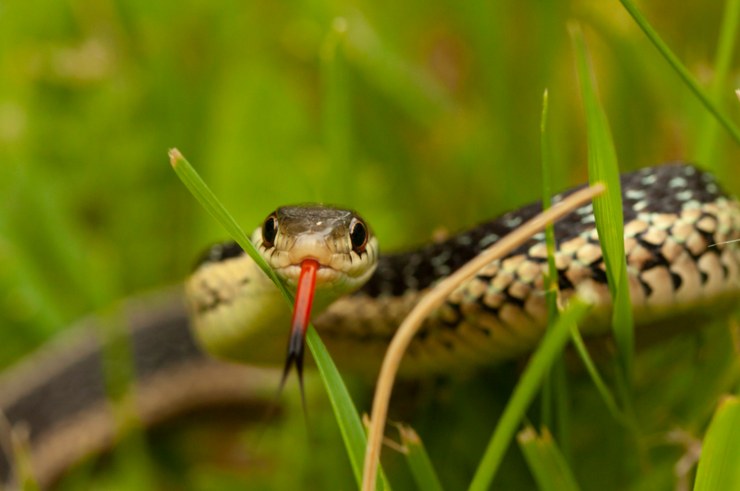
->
[255,204,378,302]
[253,205,379,398]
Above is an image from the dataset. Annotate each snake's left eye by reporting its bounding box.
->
[349,218,368,253]
[262,213,278,248]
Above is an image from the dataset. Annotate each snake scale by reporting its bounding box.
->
[1,162,739,488]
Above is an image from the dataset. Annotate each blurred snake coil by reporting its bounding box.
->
[1,162,739,488]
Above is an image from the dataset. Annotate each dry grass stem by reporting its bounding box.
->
[361,183,606,491]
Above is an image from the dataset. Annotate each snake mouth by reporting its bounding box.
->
[273,261,348,290]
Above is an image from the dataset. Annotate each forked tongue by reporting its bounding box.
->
[279,258,320,407]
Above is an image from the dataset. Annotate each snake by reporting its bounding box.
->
[1,162,739,488]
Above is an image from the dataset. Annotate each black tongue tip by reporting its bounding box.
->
[278,329,307,409]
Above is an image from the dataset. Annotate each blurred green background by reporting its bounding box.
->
[1,0,739,489]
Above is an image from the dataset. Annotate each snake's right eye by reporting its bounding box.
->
[262,214,278,247]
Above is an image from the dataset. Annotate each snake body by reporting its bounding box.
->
[188,163,740,375]
[1,162,739,487]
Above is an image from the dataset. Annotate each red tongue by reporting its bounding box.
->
[290,259,319,348]
[279,259,319,400]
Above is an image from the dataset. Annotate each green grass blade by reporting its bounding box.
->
[397,424,445,491]
[468,299,591,491]
[571,25,635,382]
[517,426,581,491]
[540,90,558,309]
[693,396,740,491]
[618,0,740,146]
[695,0,740,168]
[568,325,631,428]
[539,88,555,428]
[168,149,388,490]
[538,89,571,456]
[541,87,572,460]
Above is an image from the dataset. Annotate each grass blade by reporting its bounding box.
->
[397,424,445,491]
[618,0,740,146]
[468,299,591,491]
[538,89,571,456]
[540,90,558,317]
[695,0,740,169]
[539,88,556,428]
[517,426,581,491]
[693,395,740,490]
[568,325,631,428]
[168,149,387,490]
[571,24,635,382]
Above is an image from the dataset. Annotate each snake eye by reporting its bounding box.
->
[349,218,368,253]
[262,213,278,248]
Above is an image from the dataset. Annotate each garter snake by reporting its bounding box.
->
[1,162,739,487]
[187,163,740,376]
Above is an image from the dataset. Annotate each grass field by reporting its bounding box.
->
[1,0,739,489]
